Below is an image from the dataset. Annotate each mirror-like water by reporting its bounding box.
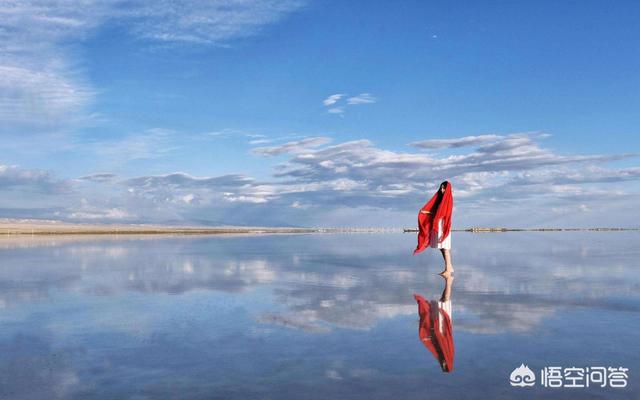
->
[1,232,638,399]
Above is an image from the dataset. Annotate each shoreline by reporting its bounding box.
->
[0,220,636,236]
[0,224,321,236]
[404,227,639,233]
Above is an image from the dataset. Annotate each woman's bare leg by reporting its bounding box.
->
[438,249,454,276]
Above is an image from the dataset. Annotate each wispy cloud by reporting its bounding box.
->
[123,0,307,45]
[346,93,376,105]
[271,133,633,192]
[2,132,638,227]
[322,94,344,106]
[123,172,277,208]
[0,1,103,129]
[124,172,255,190]
[0,1,307,131]
[0,164,72,218]
[322,92,376,115]
[410,134,503,149]
[0,165,69,194]
[67,203,133,221]
[76,173,118,183]
[252,136,332,156]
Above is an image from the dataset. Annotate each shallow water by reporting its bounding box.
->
[0,232,638,399]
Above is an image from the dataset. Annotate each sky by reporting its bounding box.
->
[1,0,639,228]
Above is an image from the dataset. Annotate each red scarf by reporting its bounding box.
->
[413,182,453,255]
[414,293,455,372]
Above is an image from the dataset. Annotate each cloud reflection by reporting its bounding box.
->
[0,232,638,337]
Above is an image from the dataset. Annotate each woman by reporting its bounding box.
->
[413,181,454,276]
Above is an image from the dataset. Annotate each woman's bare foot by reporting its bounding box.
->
[438,265,454,277]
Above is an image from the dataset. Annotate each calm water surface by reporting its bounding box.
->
[1,232,638,399]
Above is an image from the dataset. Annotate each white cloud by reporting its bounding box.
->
[322,93,344,106]
[410,134,503,149]
[346,93,376,105]
[0,164,73,217]
[76,173,117,183]
[0,164,69,194]
[0,64,96,127]
[0,1,104,129]
[249,138,272,145]
[2,132,639,228]
[0,1,307,130]
[182,193,196,204]
[252,136,332,156]
[68,207,132,220]
[223,193,269,203]
[123,0,306,45]
[323,92,376,114]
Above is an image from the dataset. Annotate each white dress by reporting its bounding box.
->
[430,218,451,250]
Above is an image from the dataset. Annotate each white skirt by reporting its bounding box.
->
[430,218,451,250]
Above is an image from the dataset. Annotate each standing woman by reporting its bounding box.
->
[413,181,454,276]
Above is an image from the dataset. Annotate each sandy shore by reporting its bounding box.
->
[1,219,634,236]
[0,219,321,235]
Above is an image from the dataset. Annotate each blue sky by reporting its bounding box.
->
[1,0,639,227]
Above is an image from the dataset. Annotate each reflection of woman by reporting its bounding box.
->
[413,181,454,276]
[414,275,454,372]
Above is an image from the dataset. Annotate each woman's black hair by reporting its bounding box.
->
[432,181,447,208]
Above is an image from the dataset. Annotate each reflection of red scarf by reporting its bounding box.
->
[413,182,453,255]
[414,293,455,372]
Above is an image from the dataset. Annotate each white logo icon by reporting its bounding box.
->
[510,363,536,387]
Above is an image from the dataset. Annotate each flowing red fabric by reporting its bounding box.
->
[413,182,453,255]
[414,293,455,372]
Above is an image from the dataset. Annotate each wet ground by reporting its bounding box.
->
[1,231,638,399]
